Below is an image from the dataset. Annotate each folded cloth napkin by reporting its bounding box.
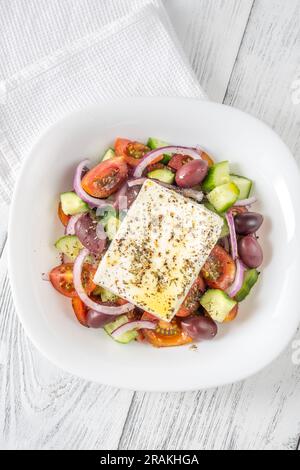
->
[0,0,206,207]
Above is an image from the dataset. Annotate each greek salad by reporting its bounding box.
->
[49,137,264,347]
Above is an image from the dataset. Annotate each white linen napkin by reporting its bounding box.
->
[0,0,206,208]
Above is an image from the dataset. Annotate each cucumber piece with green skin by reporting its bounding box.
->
[147,168,175,184]
[101,148,115,161]
[235,269,259,302]
[100,207,117,227]
[204,202,229,237]
[100,208,120,240]
[207,182,240,213]
[147,137,171,164]
[147,137,169,150]
[202,161,230,192]
[60,192,88,216]
[104,315,138,344]
[200,289,237,323]
[105,216,120,240]
[55,235,83,260]
[100,287,118,302]
[230,175,253,200]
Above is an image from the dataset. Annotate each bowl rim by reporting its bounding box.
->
[8,97,300,391]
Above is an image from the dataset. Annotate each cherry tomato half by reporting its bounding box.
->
[176,276,206,317]
[81,157,128,198]
[115,138,150,167]
[141,317,192,348]
[58,202,70,227]
[201,245,236,290]
[72,296,88,326]
[224,304,239,323]
[49,263,97,298]
[168,154,193,171]
[201,152,214,167]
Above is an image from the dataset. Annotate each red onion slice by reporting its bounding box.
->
[111,320,157,339]
[127,178,147,188]
[227,259,246,297]
[73,248,134,315]
[73,160,114,209]
[113,181,128,210]
[234,196,257,207]
[226,211,238,260]
[133,146,201,178]
[180,188,203,202]
[66,214,83,235]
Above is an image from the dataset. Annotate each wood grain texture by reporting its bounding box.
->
[224,0,300,161]
[119,0,300,451]
[0,245,133,450]
[164,0,254,102]
[119,341,300,450]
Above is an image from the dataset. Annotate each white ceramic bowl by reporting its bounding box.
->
[8,98,300,391]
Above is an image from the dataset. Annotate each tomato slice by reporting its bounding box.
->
[81,264,97,295]
[168,154,193,171]
[115,298,129,306]
[58,202,70,227]
[231,206,248,215]
[176,276,206,317]
[141,312,159,322]
[72,297,88,326]
[201,245,236,290]
[168,152,214,170]
[49,263,97,298]
[201,152,214,167]
[142,317,192,348]
[115,138,150,167]
[146,162,166,173]
[81,157,128,198]
[223,304,239,323]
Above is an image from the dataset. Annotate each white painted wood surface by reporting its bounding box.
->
[1,0,300,450]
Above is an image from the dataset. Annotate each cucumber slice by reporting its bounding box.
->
[104,315,138,344]
[235,269,259,302]
[147,137,169,150]
[101,148,115,161]
[204,202,229,238]
[207,182,240,213]
[105,216,120,240]
[60,192,88,216]
[99,287,118,302]
[230,175,252,200]
[147,137,171,164]
[200,289,237,323]
[100,207,117,227]
[55,235,83,260]
[147,168,175,184]
[202,161,230,192]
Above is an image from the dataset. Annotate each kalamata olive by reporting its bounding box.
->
[234,212,264,235]
[175,159,208,188]
[238,235,263,268]
[86,310,117,328]
[181,315,218,341]
[75,213,106,255]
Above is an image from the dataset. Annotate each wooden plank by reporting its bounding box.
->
[0,203,8,255]
[224,0,300,161]
[0,246,134,449]
[119,342,300,450]
[119,0,300,451]
[164,0,254,102]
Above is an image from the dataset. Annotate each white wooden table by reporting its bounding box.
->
[1,0,300,450]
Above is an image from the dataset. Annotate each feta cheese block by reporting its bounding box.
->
[94,180,223,321]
